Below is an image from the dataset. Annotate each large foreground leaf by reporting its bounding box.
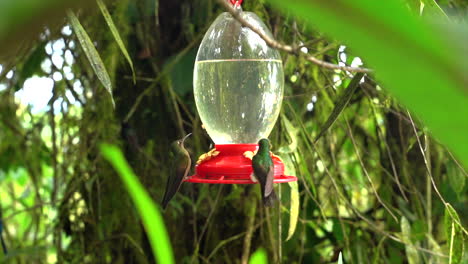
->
[269,0,468,166]
[249,248,268,264]
[0,0,91,62]
[100,144,174,264]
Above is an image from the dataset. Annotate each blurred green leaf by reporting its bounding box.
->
[0,0,97,65]
[0,245,48,263]
[0,0,55,35]
[401,216,420,264]
[97,0,136,84]
[444,204,464,264]
[314,73,364,143]
[100,144,174,264]
[165,48,197,96]
[68,10,115,108]
[269,0,468,167]
[447,160,465,196]
[286,181,299,241]
[278,114,298,154]
[249,248,268,264]
[427,234,444,264]
[411,220,427,242]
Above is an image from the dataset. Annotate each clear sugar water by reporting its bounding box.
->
[194,59,284,144]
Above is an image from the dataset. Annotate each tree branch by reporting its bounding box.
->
[217,0,373,73]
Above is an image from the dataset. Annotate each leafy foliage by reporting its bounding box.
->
[0,0,467,263]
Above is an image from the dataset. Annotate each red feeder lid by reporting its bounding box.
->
[184,144,297,184]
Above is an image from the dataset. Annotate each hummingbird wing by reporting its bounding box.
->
[252,158,274,197]
[264,164,275,197]
[162,150,191,209]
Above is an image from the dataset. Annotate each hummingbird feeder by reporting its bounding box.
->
[185,1,297,184]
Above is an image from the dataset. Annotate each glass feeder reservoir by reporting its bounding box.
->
[185,6,297,184]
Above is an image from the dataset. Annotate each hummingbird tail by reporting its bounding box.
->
[161,195,171,210]
[263,190,278,207]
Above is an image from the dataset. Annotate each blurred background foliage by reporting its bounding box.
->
[0,0,467,263]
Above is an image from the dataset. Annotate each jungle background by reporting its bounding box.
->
[0,0,467,263]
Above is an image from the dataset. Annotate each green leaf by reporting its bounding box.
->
[444,204,464,264]
[401,216,420,264]
[164,48,198,97]
[67,10,115,108]
[96,0,136,84]
[277,114,298,154]
[249,248,268,264]
[314,73,364,143]
[16,42,47,90]
[100,144,174,264]
[337,252,343,264]
[269,0,468,167]
[420,0,447,18]
[286,181,299,241]
[447,160,465,195]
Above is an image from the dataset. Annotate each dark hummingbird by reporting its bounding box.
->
[252,138,277,207]
[161,133,192,209]
[121,121,141,154]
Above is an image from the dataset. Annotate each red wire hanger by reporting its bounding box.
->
[229,0,243,7]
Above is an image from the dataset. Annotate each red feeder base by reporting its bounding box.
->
[184,144,297,184]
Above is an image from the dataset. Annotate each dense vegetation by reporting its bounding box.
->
[0,0,467,263]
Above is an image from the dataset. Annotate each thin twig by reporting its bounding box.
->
[344,118,399,222]
[206,220,264,260]
[265,208,278,263]
[425,134,433,234]
[49,84,59,204]
[89,233,146,256]
[208,232,245,260]
[241,199,257,264]
[278,183,282,262]
[406,112,468,236]
[446,149,468,178]
[366,94,409,202]
[217,0,372,73]
[406,111,446,205]
[3,202,50,221]
[191,185,224,263]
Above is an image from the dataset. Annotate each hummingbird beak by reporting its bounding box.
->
[181,133,192,144]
